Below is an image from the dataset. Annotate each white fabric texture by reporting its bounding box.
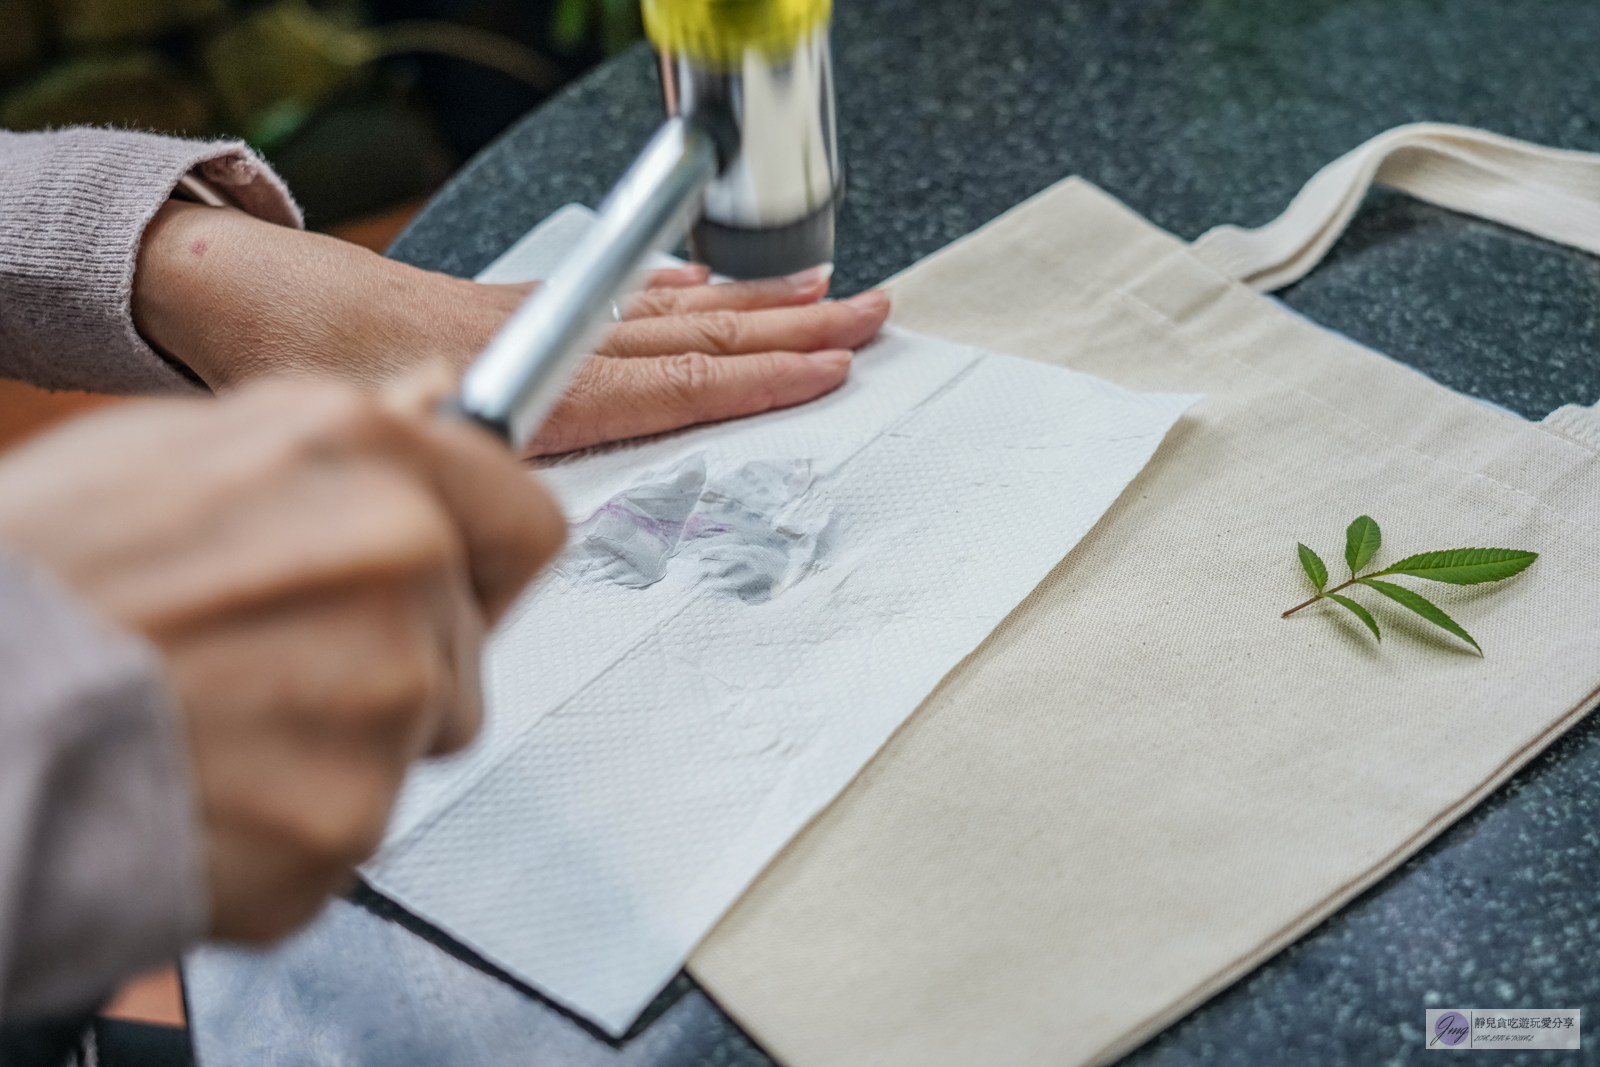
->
[686,131,1600,1067]
[362,230,1197,1033]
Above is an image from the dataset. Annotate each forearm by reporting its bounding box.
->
[132,201,519,390]
[0,548,205,1020]
[0,127,299,395]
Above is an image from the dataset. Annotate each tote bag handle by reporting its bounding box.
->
[1190,122,1600,291]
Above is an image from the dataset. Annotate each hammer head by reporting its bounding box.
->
[646,0,842,279]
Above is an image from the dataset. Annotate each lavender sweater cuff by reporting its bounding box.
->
[0,127,302,395]
[0,547,206,1019]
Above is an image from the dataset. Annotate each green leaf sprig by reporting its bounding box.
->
[1283,516,1536,654]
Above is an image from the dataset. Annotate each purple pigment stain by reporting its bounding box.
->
[559,453,832,603]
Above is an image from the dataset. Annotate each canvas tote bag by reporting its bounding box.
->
[686,124,1600,1066]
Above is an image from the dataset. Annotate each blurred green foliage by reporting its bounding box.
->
[1,0,640,148]
[3,52,211,132]
[0,0,641,226]
[0,0,45,74]
[551,0,642,57]
[54,0,224,46]
[201,0,367,143]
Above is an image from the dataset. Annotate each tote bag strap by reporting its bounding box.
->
[1190,122,1600,291]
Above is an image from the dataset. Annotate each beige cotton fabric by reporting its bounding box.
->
[1191,122,1600,290]
[687,127,1600,1067]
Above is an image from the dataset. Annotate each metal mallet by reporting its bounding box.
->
[451,0,842,449]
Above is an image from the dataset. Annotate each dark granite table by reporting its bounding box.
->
[185,1,1600,1064]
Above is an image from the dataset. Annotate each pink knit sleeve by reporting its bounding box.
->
[0,545,205,1019]
[0,127,303,395]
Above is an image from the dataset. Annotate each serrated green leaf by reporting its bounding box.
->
[1297,542,1328,591]
[1326,593,1380,642]
[1345,515,1381,575]
[1358,578,1481,653]
[1375,547,1538,585]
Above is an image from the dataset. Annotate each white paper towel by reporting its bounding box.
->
[361,207,1200,1036]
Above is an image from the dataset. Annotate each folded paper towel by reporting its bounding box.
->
[361,207,1200,1035]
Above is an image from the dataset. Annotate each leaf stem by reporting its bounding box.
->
[1281,577,1362,618]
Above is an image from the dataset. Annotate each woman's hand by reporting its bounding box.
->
[531,269,888,455]
[132,201,890,456]
[0,380,565,942]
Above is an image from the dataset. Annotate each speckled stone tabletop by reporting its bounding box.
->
[186,1,1600,1064]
